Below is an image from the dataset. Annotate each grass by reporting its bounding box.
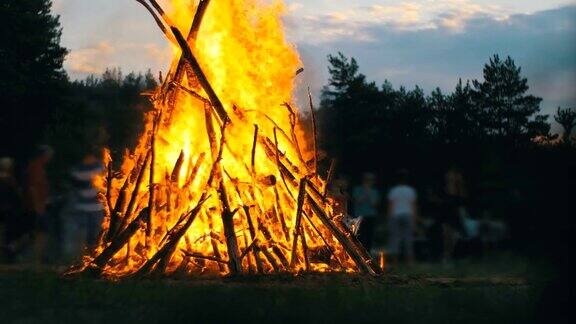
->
[0,255,547,324]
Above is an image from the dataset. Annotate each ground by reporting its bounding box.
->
[0,254,549,324]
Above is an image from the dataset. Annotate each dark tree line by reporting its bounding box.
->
[0,0,68,158]
[0,0,157,186]
[316,52,575,258]
[46,68,157,178]
[317,52,569,184]
[555,107,576,143]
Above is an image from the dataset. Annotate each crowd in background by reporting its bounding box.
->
[0,145,508,269]
[0,146,103,265]
[330,167,507,268]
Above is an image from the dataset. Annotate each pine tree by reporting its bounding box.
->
[554,107,576,144]
[472,55,548,145]
[0,0,68,156]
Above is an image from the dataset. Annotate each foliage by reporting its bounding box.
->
[46,68,157,174]
[554,107,576,144]
[471,55,549,145]
[0,0,68,157]
[318,53,553,184]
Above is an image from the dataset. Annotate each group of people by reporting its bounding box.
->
[0,146,104,264]
[330,167,471,267]
[0,146,54,263]
[1,145,503,268]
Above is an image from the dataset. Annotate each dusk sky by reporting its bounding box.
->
[53,0,576,127]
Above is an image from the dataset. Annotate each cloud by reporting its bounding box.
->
[294,5,576,117]
[65,41,171,78]
[287,2,303,12]
[287,0,513,43]
[66,41,116,74]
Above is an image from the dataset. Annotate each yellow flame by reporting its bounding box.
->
[89,0,359,276]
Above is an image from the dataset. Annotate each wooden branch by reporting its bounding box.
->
[251,124,258,174]
[257,220,289,270]
[301,223,310,271]
[306,178,325,205]
[241,232,254,273]
[170,0,211,95]
[282,102,306,167]
[184,153,206,188]
[147,113,160,239]
[273,127,281,171]
[242,109,307,166]
[306,194,380,275]
[273,186,290,241]
[170,150,185,183]
[332,217,382,275]
[262,137,301,179]
[116,150,151,236]
[190,0,211,40]
[87,207,149,274]
[271,127,296,202]
[259,245,280,273]
[146,0,174,27]
[205,103,219,162]
[243,206,264,273]
[290,178,307,269]
[219,180,242,275]
[104,161,116,241]
[302,211,334,257]
[134,0,177,44]
[323,159,337,200]
[171,82,210,105]
[105,160,113,215]
[259,137,298,199]
[239,238,258,260]
[308,87,318,174]
[107,154,143,241]
[133,194,209,277]
[182,251,227,265]
[171,26,229,124]
[207,212,226,273]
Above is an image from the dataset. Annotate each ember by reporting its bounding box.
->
[71,0,380,278]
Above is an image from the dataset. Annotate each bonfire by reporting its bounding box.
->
[72,0,380,278]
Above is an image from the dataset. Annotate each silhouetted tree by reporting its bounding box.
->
[554,107,576,144]
[0,0,68,156]
[45,68,157,177]
[317,52,557,187]
[319,52,381,166]
[472,55,549,145]
[446,79,483,143]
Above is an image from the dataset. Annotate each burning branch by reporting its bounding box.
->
[170,26,229,124]
[307,88,318,174]
[72,0,380,279]
[290,178,307,269]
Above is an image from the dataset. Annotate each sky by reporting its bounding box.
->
[52,0,576,128]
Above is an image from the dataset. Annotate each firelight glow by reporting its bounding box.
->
[76,0,380,277]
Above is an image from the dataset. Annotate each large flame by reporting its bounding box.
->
[84,0,376,277]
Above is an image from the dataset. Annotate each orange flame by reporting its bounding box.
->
[82,0,375,277]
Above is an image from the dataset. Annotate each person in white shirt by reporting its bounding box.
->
[387,169,418,266]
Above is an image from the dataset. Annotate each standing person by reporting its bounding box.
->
[0,157,22,262]
[23,145,53,264]
[352,173,380,253]
[441,165,467,264]
[387,169,418,266]
[69,152,104,253]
